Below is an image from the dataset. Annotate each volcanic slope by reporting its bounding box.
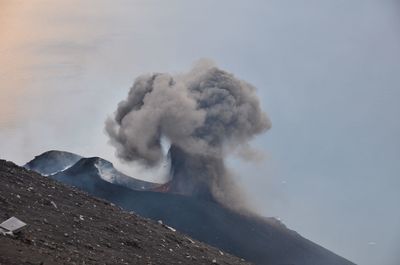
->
[0,159,250,265]
[24,152,159,191]
[24,150,82,176]
[25,151,356,265]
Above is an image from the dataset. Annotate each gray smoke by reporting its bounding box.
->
[106,60,271,209]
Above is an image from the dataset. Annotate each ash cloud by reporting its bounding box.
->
[106,60,271,209]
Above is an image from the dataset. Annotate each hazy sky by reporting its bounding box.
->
[1,1,399,264]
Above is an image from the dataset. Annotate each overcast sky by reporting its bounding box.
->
[1,1,399,264]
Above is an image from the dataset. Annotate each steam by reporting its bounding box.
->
[106,60,271,209]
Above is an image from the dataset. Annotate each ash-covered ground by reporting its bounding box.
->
[0,159,249,265]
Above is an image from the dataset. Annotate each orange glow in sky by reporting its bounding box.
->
[0,0,111,126]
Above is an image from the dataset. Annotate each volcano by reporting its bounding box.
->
[24,150,82,176]
[24,150,356,265]
[1,159,249,265]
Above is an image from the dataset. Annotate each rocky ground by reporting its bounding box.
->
[0,159,250,265]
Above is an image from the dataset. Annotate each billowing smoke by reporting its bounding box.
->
[106,60,271,209]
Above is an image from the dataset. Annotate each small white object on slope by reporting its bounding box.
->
[0,217,27,234]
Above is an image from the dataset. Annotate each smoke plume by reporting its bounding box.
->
[106,60,271,209]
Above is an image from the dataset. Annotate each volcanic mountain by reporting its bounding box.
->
[25,151,159,191]
[24,150,356,265]
[24,150,82,176]
[0,159,249,265]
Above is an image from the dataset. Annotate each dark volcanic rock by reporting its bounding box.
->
[25,151,159,191]
[93,157,160,190]
[24,150,82,175]
[0,159,249,265]
[49,180,356,265]
[24,151,356,265]
[55,157,159,191]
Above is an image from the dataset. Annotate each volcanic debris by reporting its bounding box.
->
[0,159,249,265]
